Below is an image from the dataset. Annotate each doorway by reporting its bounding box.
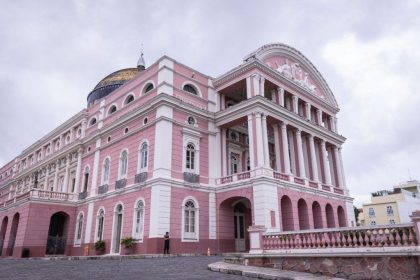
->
[234,202,246,252]
[46,212,68,255]
[112,204,123,254]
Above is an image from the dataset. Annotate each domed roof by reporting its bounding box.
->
[87,68,139,106]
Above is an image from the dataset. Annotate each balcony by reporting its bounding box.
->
[98,184,109,195]
[115,178,127,190]
[78,191,87,200]
[134,172,148,184]
[183,172,199,183]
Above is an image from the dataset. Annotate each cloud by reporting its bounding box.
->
[323,29,420,197]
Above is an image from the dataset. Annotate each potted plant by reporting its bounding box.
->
[120,236,135,255]
[94,240,105,255]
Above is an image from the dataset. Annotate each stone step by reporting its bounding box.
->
[208,261,345,280]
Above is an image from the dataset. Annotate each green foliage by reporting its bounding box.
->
[94,240,105,251]
[120,237,135,248]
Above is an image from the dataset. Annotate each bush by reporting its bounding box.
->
[94,240,105,251]
[120,237,135,248]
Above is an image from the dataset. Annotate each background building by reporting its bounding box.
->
[361,180,420,226]
[0,43,354,257]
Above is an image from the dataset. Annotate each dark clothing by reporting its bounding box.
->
[164,233,170,254]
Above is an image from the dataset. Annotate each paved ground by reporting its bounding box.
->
[0,256,254,280]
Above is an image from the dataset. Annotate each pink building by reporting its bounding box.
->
[0,43,355,258]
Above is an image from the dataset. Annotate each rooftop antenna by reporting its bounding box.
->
[137,43,146,71]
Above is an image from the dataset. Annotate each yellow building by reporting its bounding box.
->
[361,180,420,226]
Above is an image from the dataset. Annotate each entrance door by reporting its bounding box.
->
[113,205,123,254]
[46,213,67,255]
[233,203,246,252]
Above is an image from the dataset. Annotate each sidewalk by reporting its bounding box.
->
[208,261,346,280]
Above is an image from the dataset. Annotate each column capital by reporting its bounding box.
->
[295,128,302,136]
[277,87,284,94]
[292,95,299,101]
[280,122,288,129]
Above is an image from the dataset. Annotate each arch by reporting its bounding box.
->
[280,195,294,231]
[88,117,97,127]
[123,93,135,106]
[107,104,117,116]
[133,198,145,240]
[312,201,323,229]
[181,81,202,97]
[7,213,19,256]
[118,149,129,179]
[325,203,335,228]
[138,140,149,172]
[297,199,309,230]
[0,217,8,255]
[337,206,347,227]
[218,196,252,252]
[46,212,70,255]
[140,80,155,95]
[82,165,90,192]
[182,196,199,241]
[102,157,111,184]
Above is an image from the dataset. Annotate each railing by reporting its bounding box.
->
[216,171,253,185]
[115,178,127,189]
[262,224,418,250]
[31,190,72,201]
[97,184,109,195]
[135,172,148,183]
[183,172,199,183]
[273,172,289,181]
[294,177,305,185]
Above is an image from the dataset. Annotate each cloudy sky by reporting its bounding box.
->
[1,0,419,206]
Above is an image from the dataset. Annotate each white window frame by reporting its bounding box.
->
[386,205,394,216]
[94,208,105,242]
[74,212,84,246]
[102,157,111,184]
[89,117,97,127]
[140,80,155,96]
[181,81,202,97]
[107,104,118,116]
[123,93,135,107]
[137,141,149,173]
[110,202,125,254]
[182,129,201,174]
[118,149,129,179]
[181,197,199,242]
[132,198,145,241]
[368,207,375,217]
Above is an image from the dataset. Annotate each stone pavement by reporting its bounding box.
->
[0,256,255,280]
[208,261,346,280]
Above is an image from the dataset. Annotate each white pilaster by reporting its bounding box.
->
[281,123,291,174]
[157,58,174,96]
[149,184,171,237]
[90,138,101,196]
[333,146,343,188]
[84,202,94,244]
[305,102,311,121]
[74,148,83,194]
[221,128,227,176]
[329,116,336,132]
[321,140,332,185]
[208,123,221,181]
[338,147,347,189]
[53,160,59,191]
[62,154,70,193]
[278,87,285,107]
[246,76,252,99]
[153,105,173,178]
[209,192,216,239]
[316,109,322,125]
[295,129,306,178]
[252,181,280,232]
[261,114,270,168]
[308,135,319,182]
[255,112,264,167]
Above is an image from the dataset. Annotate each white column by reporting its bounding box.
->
[338,147,347,188]
[273,124,281,172]
[255,112,265,167]
[292,95,299,114]
[221,128,227,176]
[305,103,311,121]
[53,160,59,191]
[316,109,322,125]
[259,77,265,97]
[90,139,101,196]
[329,116,336,132]
[81,119,87,138]
[261,114,270,168]
[334,117,338,133]
[246,76,252,99]
[278,87,285,107]
[44,168,50,191]
[333,146,343,188]
[295,129,306,178]
[281,123,291,174]
[62,154,71,193]
[308,135,319,182]
[252,74,261,96]
[74,148,83,193]
[270,89,276,103]
[321,140,332,185]
[247,114,255,170]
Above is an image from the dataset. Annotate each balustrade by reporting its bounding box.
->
[262,224,418,250]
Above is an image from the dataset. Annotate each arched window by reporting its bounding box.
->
[119,151,128,179]
[89,117,97,126]
[144,83,154,94]
[96,209,105,241]
[183,199,198,240]
[386,205,394,216]
[139,143,148,170]
[133,200,144,239]
[124,95,134,106]
[103,158,110,184]
[108,105,117,115]
[231,155,238,174]
[183,84,198,95]
[186,143,195,170]
[75,213,84,245]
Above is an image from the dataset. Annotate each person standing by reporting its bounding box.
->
[163,232,170,254]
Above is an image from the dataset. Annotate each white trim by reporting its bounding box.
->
[181,81,202,97]
[107,103,118,116]
[118,149,129,180]
[181,196,199,242]
[110,202,125,254]
[123,92,135,107]
[88,116,97,127]
[182,129,200,174]
[101,157,111,185]
[137,140,149,173]
[140,80,156,96]
[132,198,146,241]
[94,207,106,242]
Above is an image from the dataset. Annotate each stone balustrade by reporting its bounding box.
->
[262,224,418,250]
